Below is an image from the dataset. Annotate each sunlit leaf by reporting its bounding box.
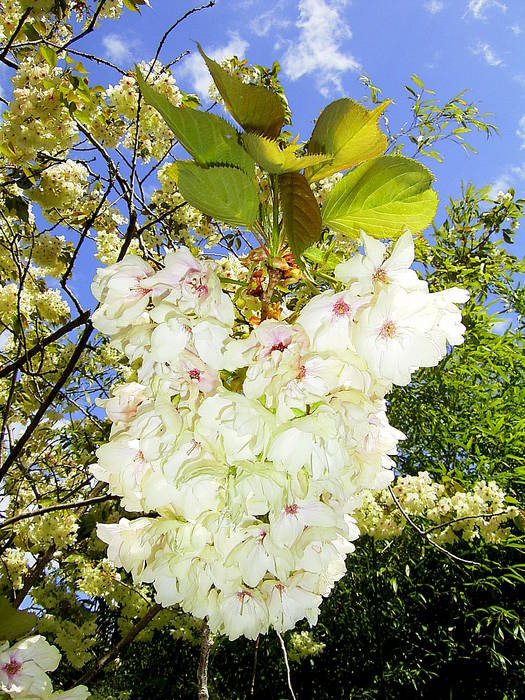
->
[242,132,333,174]
[39,45,57,67]
[197,44,285,138]
[176,161,259,228]
[321,155,438,238]
[0,597,36,641]
[279,172,322,264]
[136,68,254,173]
[306,99,391,182]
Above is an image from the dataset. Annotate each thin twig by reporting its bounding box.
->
[197,621,214,700]
[0,8,31,62]
[423,510,513,535]
[151,2,215,67]
[276,631,297,700]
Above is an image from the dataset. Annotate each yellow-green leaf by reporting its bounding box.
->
[242,132,333,174]
[279,172,322,264]
[0,596,36,641]
[136,68,254,173]
[197,44,285,139]
[39,45,57,67]
[306,99,391,182]
[321,155,438,239]
[177,162,259,228]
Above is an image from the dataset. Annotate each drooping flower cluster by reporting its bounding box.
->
[90,232,469,639]
[0,635,89,699]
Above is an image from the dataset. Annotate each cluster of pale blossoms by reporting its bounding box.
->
[0,634,89,699]
[90,232,468,639]
[106,63,182,162]
[0,56,78,163]
[30,160,89,212]
[355,471,519,543]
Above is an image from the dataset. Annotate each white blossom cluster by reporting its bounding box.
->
[90,232,468,639]
[0,634,89,699]
[355,471,519,543]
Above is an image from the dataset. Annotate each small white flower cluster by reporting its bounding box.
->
[31,160,89,212]
[0,634,89,699]
[106,63,182,162]
[354,471,519,544]
[90,232,468,639]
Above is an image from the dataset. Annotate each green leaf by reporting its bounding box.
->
[197,43,285,139]
[306,99,391,182]
[22,22,41,41]
[321,155,438,238]
[136,68,254,173]
[0,597,36,641]
[39,45,57,67]
[176,161,259,228]
[279,172,322,264]
[123,0,151,11]
[241,133,333,174]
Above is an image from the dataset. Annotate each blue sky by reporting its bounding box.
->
[92,0,525,215]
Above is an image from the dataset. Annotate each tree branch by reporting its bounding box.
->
[276,631,296,700]
[77,603,163,685]
[0,494,117,530]
[197,621,214,700]
[0,311,90,380]
[0,322,93,481]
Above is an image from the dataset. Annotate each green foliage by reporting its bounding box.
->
[279,172,322,263]
[175,161,259,228]
[136,68,254,173]
[197,44,286,139]
[241,132,332,174]
[305,98,390,182]
[321,155,438,238]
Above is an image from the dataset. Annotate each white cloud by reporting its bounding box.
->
[517,114,525,149]
[510,24,522,35]
[102,33,132,63]
[177,32,249,99]
[280,0,360,97]
[465,0,507,20]
[425,1,444,14]
[489,160,525,198]
[250,2,291,37]
[472,41,503,66]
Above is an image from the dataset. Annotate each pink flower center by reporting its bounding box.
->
[270,341,288,353]
[276,583,285,593]
[296,365,306,381]
[372,267,388,283]
[236,590,253,601]
[3,658,21,677]
[189,368,201,381]
[332,298,350,317]
[379,320,397,339]
[285,503,299,515]
[195,283,209,297]
[259,529,267,542]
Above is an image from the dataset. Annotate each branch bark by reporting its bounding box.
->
[197,621,214,700]
[0,494,117,530]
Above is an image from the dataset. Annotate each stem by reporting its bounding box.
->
[197,621,214,700]
[271,174,280,257]
[260,267,281,321]
[249,635,259,697]
[276,631,297,700]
